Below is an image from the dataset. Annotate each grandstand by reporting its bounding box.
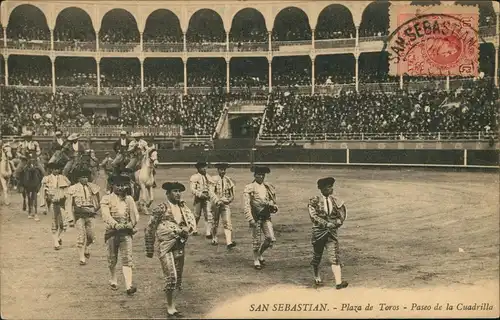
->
[0,0,499,167]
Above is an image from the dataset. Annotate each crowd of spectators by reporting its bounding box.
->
[263,79,498,137]
[3,77,496,139]
[4,51,495,89]
[4,1,497,47]
[0,88,228,136]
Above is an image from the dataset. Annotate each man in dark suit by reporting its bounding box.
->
[50,130,66,156]
[111,131,130,171]
[63,133,88,177]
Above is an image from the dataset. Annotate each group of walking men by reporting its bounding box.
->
[35,156,349,318]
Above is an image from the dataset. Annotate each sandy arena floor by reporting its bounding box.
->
[1,167,498,319]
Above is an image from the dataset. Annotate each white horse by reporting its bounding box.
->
[134,146,158,215]
[0,144,14,206]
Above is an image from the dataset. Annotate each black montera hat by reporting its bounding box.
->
[317,177,336,189]
[162,182,186,192]
[109,175,131,186]
[252,166,271,175]
[215,162,230,169]
[195,161,208,168]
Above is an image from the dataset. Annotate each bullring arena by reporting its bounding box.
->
[1,0,499,318]
[1,167,498,318]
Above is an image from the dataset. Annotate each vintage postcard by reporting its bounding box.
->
[0,0,498,319]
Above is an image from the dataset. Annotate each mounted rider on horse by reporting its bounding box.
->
[50,130,66,156]
[48,132,96,183]
[62,133,87,177]
[126,132,148,172]
[111,130,131,174]
[14,131,46,187]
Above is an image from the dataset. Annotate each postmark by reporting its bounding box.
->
[387,4,480,77]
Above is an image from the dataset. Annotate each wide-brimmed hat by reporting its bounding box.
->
[55,130,62,136]
[252,166,270,175]
[214,162,230,169]
[22,131,33,137]
[120,130,127,136]
[131,132,143,138]
[317,177,335,189]
[162,182,186,192]
[67,133,80,141]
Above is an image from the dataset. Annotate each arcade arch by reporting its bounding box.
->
[54,7,96,42]
[99,9,139,43]
[272,7,312,41]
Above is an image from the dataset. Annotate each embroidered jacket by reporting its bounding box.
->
[145,201,197,258]
[189,172,214,200]
[243,181,278,222]
[17,140,41,157]
[308,195,346,243]
[66,182,101,222]
[39,174,71,206]
[211,175,235,205]
[101,193,139,230]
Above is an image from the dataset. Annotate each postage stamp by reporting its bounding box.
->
[387,4,480,77]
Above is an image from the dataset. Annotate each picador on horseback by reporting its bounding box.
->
[50,130,66,155]
[126,132,148,171]
[111,130,131,175]
[62,133,87,178]
[14,130,46,187]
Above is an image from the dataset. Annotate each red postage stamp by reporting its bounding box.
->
[387,4,479,77]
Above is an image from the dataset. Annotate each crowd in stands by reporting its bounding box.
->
[2,77,496,140]
[0,88,228,136]
[263,79,498,137]
[4,49,496,90]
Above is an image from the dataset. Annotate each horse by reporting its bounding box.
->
[0,144,14,205]
[134,146,158,215]
[19,153,44,219]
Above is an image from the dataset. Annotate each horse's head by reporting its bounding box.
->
[2,145,13,160]
[143,147,158,167]
[26,152,36,164]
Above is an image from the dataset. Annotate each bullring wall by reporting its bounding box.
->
[29,137,500,168]
[156,147,499,167]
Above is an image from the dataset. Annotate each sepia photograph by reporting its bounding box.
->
[0,0,498,318]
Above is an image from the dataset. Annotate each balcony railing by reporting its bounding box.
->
[3,77,492,95]
[143,42,183,52]
[186,42,226,52]
[359,35,387,42]
[54,41,96,52]
[30,125,183,137]
[3,26,497,54]
[479,26,497,37]
[229,42,268,52]
[6,39,50,50]
[100,42,141,52]
[258,131,498,142]
[315,38,356,49]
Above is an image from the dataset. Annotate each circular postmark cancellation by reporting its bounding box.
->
[386,4,480,77]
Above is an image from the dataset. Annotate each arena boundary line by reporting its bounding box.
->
[158,162,499,170]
